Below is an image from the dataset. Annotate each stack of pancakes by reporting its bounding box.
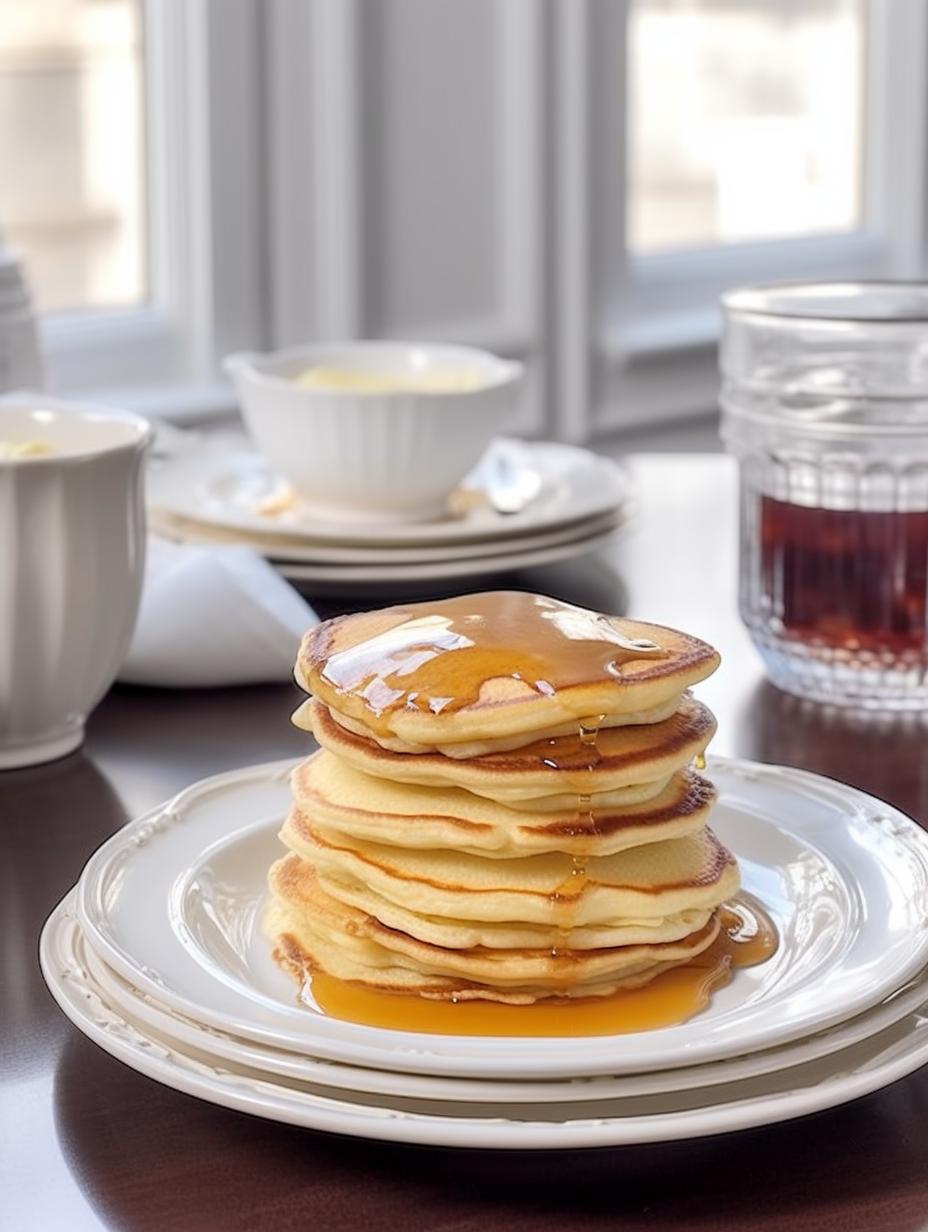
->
[268,592,739,1005]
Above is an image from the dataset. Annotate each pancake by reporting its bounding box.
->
[290,752,718,857]
[291,691,684,758]
[273,591,735,1011]
[267,861,723,1003]
[296,592,720,748]
[311,873,714,951]
[306,694,716,805]
[280,813,739,928]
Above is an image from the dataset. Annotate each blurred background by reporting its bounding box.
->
[0,0,921,448]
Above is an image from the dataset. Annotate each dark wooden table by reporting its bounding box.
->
[5,455,928,1232]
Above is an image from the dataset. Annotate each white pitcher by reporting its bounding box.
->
[0,394,150,768]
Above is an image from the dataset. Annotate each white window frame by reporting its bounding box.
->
[554,0,928,440]
[29,0,928,440]
[39,0,267,421]
[263,0,548,438]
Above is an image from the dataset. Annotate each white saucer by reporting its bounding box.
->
[149,508,624,566]
[42,900,928,1149]
[274,524,618,586]
[147,439,629,548]
[74,755,928,1080]
[79,921,928,1105]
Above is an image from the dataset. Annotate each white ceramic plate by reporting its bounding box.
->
[146,439,629,548]
[273,525,618,585]
[75,756,928,1080]
[42,899,928,1149]
[80,921,928,1105]
[148,508,625,566]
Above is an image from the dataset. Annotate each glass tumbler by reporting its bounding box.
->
[720,282,928,710]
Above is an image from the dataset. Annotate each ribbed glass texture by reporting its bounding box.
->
[721,283,928,709]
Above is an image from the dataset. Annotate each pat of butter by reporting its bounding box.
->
[0,439,55,459]
[294,366,487,394]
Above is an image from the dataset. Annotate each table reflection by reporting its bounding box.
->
[736,681,928,827]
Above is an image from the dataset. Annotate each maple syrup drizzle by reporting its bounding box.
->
[303,896,778,1037]
[546,714,607,965]
[319,592,667,730]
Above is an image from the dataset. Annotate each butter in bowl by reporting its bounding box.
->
[223,342,523,524]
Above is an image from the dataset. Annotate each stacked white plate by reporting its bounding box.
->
[42,754,928,1149]
[146,436,629,590]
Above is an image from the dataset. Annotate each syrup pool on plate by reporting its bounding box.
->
[302,896,779,1038]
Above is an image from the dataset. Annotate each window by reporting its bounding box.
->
[267,2,927,444]
[628,0,866,253]
[2,1,924,437]
[557,0,928,439]
[0,0,145,312]
[15,0,267,417]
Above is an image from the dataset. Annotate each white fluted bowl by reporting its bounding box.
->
[0,394,150,769]
[223,342,523,523]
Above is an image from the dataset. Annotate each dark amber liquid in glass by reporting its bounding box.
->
[759,497,928,653]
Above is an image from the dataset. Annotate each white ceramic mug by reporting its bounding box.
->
[0,394,150,769]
